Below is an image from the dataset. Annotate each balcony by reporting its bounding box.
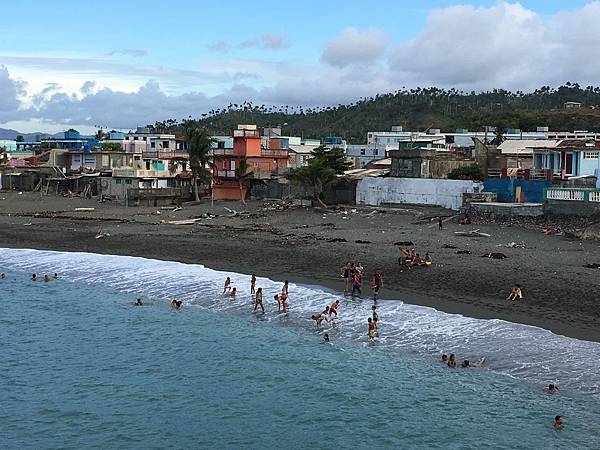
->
[143,150,189,159]
[233,129,260,138]
[261,149,289,158]
[212,148,235,156]
[217,170,236,178]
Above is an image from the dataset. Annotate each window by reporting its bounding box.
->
[151,142,156,149]
[116,178,122,185]
[133,136,138,140]
[125,179,132,185]
[125,136,129,140]
[584,152,599,159]
[143,136,147,141]
[360,149,366,155]
[373,149,378,155]
[162,141,170,149]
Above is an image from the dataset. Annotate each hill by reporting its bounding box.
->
[153,83,600,143]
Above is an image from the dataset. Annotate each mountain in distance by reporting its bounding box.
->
[0,128,64,141]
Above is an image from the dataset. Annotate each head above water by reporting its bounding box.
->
[548,384,557,391]
[368,317,372,323]
[1,273,5,279]
[441,354,448,362]
[449,353,456,361]
[324,333,330,341]
[555,415,563,424]
[461,360,470,368]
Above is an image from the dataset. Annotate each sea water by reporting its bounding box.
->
[0,248,599,449]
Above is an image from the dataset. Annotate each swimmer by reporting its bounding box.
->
[31,274,37,282]
[1,273,5,279]
[134,298,144,306]
[554,415,564,431]
[447,353,457,368]
[441,354,448,363]
[251,274,256,294]
[44,275,50,282]
[223,277,231,294]
[368,317,376,340]
[311,314,326,327]
[52,273,59,279]
[548,384,558,394]
[324,333,330,342]
[230,287,237,299]
[254,287,264,312]
[171,299,182,309]
[461,357,486,368]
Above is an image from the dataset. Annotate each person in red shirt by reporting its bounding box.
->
[371,269,383,301]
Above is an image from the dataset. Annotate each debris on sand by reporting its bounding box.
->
[95,232,111,239]
[164,218,203,225]
[355,240,372,244]
[327,237,347,243]
[506,241,526,248]
[456,250,471,255]
[481,252,507,259]
[454,229,491,238]
[442,244,458,249]
[73,207,95,212]
[583,263,600,269]
[543,227,562,236]
[394,241,415,246]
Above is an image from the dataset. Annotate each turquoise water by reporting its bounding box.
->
[1,249,600,449]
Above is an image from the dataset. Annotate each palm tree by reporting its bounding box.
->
[185,126,215,201]
[235,156,250,206]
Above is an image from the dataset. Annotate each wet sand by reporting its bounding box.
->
[1,191,599,341]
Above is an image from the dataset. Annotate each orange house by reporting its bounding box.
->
[212,126,289,201]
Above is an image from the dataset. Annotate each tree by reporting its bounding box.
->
[235,156,250,206]
[16,135,24,142]
[185,126,215,201]
[101,143,123,152]
[95,129,106,140]
[310,146,352,174]
[447,164,484,181]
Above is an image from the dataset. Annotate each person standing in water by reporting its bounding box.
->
[251,275,256,294]
[371,269,383,301]
[351,271,362,298]
[367,317,376,340]
[341,262,351,294]
[254,287,264,312]
[282,280,289,297]
[230,287,237,299]
[223,277,232,294]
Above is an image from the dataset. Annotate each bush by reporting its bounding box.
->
[447,164,484,181]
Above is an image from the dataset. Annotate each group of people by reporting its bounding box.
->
[340,262,384,300]
[30,273,59,282]
[223,275,290,314]
[398,248,432,269]
[441,353,486,368]
[311,300,340,327]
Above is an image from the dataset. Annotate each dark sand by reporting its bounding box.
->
[1,191,600,341]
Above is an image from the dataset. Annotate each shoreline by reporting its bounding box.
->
[1,192,599,342]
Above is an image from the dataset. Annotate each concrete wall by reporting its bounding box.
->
[483,179,551,203]
[469,202,543,217]
[545,200,600,216]
[356,177,482,210]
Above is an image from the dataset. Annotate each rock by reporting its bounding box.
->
[581,223,600,240]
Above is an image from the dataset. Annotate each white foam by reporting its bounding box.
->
[2,247,600,397]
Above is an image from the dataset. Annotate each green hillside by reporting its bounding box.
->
[154,84,600,142]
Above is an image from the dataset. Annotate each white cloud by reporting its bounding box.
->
[107,49,148,58]
[388,1,600,90]
[321,27,389,67]
[0,66,26,122]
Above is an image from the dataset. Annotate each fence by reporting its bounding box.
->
[544,187,600,216]
[544,188,599,202]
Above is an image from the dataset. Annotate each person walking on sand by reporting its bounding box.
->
[223,277,232,294]
[506,285,523,301]
[371,269,383,301]
[368,317,376,340]
[351,271,362,298]
[438,216,443,230]
[341,262,351,294]
[253,287,264,312]
[251,274,256,294]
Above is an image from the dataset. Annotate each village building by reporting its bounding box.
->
[532,139,600,179]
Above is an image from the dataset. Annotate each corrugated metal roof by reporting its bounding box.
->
[498,139,559,155]
[288,144,318,154]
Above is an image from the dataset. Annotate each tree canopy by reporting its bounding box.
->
[185,126,215,201]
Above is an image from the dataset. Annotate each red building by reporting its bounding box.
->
[212,125,289,200]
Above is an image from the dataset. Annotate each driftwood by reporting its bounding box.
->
[454,229,491,238]
[163,218,203,225]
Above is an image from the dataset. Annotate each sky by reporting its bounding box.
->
[1,0,599,133]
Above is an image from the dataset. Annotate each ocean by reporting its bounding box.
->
[1,248,599,449]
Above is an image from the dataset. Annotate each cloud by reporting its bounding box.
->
[80,80,95,95]
[0,66,26,122]
[238,32,290,50]
[321,28,389,67]
[387,1,600,90]
[207,40,230,52]
[108,49,148,57]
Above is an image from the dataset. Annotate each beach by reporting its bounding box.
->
[1,191,599,341]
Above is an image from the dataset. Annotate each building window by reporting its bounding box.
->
[360,149,366,155]
[125,136,129,140]
[116,178,122,184]
[151,142,156,149]
[125,179,132,185]
[373,149,378,155]
[133,136,138,140]
[162,141,169,149]
[143,137,147,141]
[584,152,599,159]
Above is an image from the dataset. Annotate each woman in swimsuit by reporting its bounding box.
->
[254,287,264,312]
[251,274,256,294]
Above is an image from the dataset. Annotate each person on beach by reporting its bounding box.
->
[461,357,486,368]
[251,275,256,294]
[447,353,457,368]
[371,269,383,301]
[230,287,237,299]
[31,274,37,282]
[554,415,564,431]
[223,277,232,294]
[548,384,558,394]
[368,317,376,340]
[424,253,432,266]
[323,333,330,342]
[134,298,144,306]
[254,287,264,312]
[341,262,351,294]
[438,216,443,230]
[373,317,379,334]
[351,271,362,297]
[506,285,523,301]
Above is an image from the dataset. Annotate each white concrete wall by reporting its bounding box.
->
[356,177,483,210]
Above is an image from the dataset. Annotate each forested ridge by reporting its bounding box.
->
[153,83,600,142]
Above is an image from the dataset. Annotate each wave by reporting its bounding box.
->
[2,247,599,398]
